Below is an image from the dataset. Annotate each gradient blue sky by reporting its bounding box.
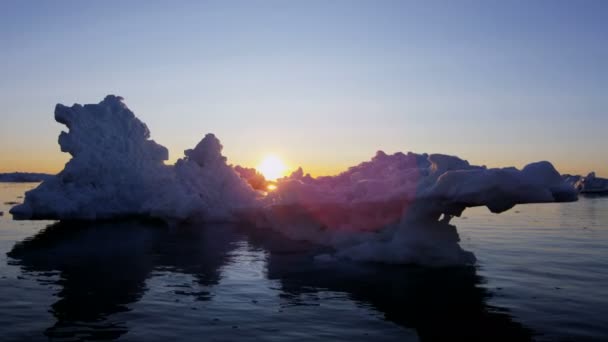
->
[1,0,606,176]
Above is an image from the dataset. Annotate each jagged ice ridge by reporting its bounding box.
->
[10,96,578,266]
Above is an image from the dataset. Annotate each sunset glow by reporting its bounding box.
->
[256,155,287,181]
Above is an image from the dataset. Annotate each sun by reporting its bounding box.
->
[256,155,287,181]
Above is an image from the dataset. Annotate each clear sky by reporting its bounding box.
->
[1,0,606,176]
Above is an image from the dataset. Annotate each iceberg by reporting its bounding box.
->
[563,172,608,194]
[253,152,577,265]
[10,95,579,265]
[10,96,255,221]
[576,172,608,194]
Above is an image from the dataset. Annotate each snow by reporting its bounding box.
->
[9,95,580,266]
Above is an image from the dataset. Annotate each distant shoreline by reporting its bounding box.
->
[0,172,53,183]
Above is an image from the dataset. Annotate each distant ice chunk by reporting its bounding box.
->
[0,173,53,183]
[577,172,608,194]
[562,172,608,194]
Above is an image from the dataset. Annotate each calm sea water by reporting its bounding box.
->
[1,183,607,341]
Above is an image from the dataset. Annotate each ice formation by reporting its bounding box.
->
[174,133,258,221]
[10,95,579,266]
[252,152,577,265]
[10,96,255,221]
[573,172,608,194]
[234,165,268,191]
[562,174,583,189]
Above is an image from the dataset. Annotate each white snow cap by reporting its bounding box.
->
[11,95,579,266]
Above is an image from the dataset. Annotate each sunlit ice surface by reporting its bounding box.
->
[256,155,287,181]
[262,154,422,233]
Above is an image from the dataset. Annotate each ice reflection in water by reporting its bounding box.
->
[7,219,531,341]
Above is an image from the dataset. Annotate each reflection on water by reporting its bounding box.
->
[6,219,531,341]
[250,230,532,341]
[7,220,236,340]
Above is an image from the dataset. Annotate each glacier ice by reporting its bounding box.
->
[10,95,579,265]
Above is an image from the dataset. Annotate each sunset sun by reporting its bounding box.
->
[256,155,287,181]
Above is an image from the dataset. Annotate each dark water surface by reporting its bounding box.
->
[1,183,607,341]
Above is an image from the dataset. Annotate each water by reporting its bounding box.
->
[1,183,607,341]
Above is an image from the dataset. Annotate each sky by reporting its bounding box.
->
[0,0,606,176]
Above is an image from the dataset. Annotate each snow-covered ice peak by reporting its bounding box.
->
[184,133,226,167]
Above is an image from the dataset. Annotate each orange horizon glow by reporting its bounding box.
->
[1,149,606,179]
